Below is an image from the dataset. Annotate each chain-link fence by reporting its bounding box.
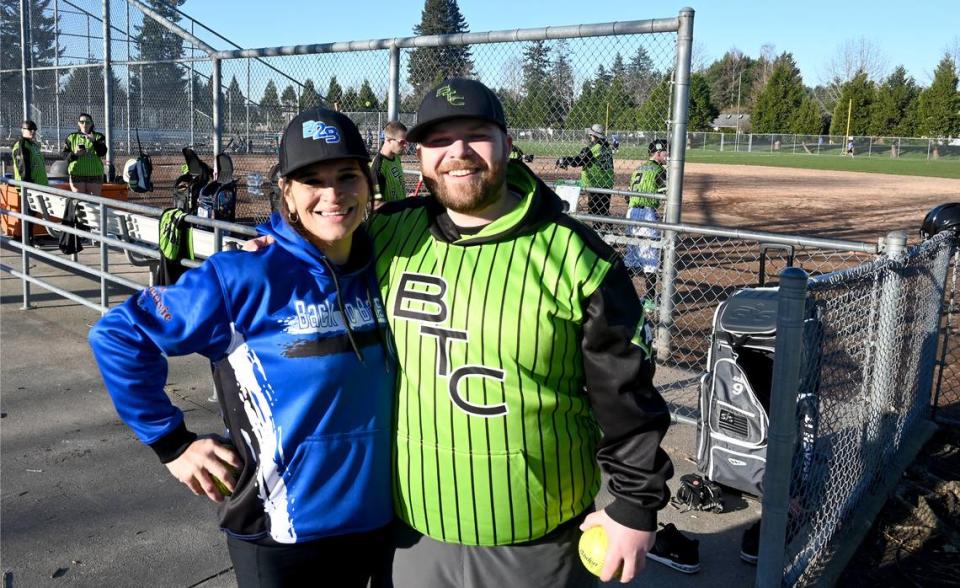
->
[932,252,960,427]
[1,1,692,223]
[757,230,954,586]
[685,132,960,161]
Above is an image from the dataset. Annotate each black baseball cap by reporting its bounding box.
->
[279,107,370,177]
[407,78,507,143]
[22,120,37,131]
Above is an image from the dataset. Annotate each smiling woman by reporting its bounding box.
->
[88,106,395,588]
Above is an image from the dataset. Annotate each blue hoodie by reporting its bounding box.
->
[89,213,394,543]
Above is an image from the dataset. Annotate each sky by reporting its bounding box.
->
[180,0,959,87]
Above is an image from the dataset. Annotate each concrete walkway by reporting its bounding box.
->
[0,241,758,587]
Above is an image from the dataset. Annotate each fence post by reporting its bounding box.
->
[388,45,400,122]
[19,0,31,121]
[933,247,959,422]
[748,133,753,152]
[19,185,31,309]
[720,133,724,152]
[212,58,222,157]
[867,231,906,445]
[102,0,113,179]
[99,201,108,311]
[655,6,694,358]
[756,266,809,588]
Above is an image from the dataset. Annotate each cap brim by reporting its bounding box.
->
[280,154,370,178]
[407,114,507,143]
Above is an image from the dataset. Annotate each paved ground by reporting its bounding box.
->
[1,242,758,587]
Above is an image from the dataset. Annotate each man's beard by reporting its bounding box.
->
[423,157,508,214]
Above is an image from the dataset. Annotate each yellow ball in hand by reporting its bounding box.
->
[578,526,608,577]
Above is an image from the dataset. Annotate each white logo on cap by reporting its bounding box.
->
[302,121,341,144]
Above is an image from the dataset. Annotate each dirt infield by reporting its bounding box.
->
[531,159,960,243]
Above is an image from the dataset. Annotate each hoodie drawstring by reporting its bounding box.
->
[320,257,365,365]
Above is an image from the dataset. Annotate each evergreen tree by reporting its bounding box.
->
[636,74,671,132]
[1,0,63,130]
[342,88,359,112]
[625,46,658,105]
[828,70,875,136]
[915,55,960,137]
[688,73,718,131]
[407,0,474,98]
[280,84,298,115]
[300,79,321,110]
[869,66,919,136]
[565,81,601,130]
[517,41,559,127]
[225,75,245,134]
[358,80,379,111]
[703,50,756,112]
[790,95,824,135]
[326,76,343,109]
[260,80,281,129]
[551,41,575,121]
[133,0,188,128]
[751,53,805,133]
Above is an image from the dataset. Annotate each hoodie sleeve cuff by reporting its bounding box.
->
[149,421,198,464]
[605,498,658,532]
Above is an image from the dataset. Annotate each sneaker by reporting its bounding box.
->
[740,521,760,564]
[647,523,701,574]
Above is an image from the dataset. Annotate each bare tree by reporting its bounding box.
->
[690,40,709,73]
[946,36,960,68]
[819,37,888,105]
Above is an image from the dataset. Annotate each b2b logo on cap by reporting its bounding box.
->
[302,120,341,144]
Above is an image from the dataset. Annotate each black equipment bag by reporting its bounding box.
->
[697,287,820,498]
[172,147,212,214]
[197,153,237,222]
[123,129,154,193]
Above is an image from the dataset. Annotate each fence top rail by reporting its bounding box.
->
[572,213,880,253]
[0,178,258,237]
[210,16,685,60]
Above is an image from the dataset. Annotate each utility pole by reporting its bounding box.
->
[844,98,853,144]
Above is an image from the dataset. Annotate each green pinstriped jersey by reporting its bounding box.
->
[368,166,612,546]
[628,160,665,208]
[63,132,105,177]
[371,153,407,202]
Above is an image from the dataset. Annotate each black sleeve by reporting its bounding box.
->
[63,134,77,161]
[568,145,595,168]
[581,259,673,531]
[92,133,107,157]
[148,420,199,463]
[370,154,387,197]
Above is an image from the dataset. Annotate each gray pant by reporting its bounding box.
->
[375,519,597,588]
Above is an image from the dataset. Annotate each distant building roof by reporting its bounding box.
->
[712,112,750,129]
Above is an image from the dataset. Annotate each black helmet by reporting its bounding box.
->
[649,140,668,154]
[921,203,960,239]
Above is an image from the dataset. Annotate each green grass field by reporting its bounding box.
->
[515,141,960,180]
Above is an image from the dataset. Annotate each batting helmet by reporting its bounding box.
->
[921,203,960,239]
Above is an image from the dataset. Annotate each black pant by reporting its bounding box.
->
[586,191,611,217]
[227,527,389,588]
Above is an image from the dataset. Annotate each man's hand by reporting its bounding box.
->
[165,437,243,503]
[241,234,275,252]
[580,509,655,583]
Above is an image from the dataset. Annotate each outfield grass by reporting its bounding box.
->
[515,141,960,180]
[684,150,960,179]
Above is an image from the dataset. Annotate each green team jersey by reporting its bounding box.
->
[11,138,48,185]
[368,161,672,546]
[628,160,666,209]
[62,131,106,177]
[580,141,614,189]
[370,153,407,202]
